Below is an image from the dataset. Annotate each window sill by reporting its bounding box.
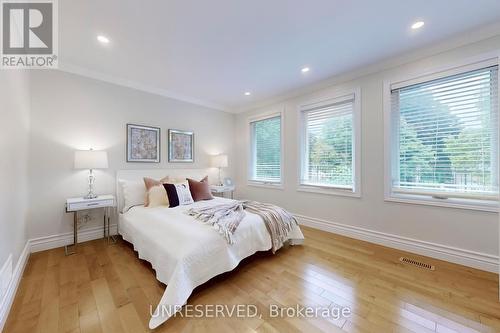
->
[247,181,284,190]
[297,184,360,198]
[385,193,498,212]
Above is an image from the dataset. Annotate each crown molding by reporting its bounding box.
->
[56,63,232,113]
[234,21,500,114]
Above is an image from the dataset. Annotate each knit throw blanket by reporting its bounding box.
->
[186,200,298,253]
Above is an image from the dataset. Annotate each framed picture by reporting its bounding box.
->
[223,177,234,186]
[168,129,194,163]
[127,124,160,163]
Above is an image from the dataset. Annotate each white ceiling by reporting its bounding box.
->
[59,0,500,112]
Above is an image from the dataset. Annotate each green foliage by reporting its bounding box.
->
[444,127,491,186]
[399,89,460,186]
[397,77,494,191]
[254,117,281,180]
[399,119,435,183]
[307,115,352,185]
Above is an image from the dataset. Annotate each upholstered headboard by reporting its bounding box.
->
[116,168,217,213]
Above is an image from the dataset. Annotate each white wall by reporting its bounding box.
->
[234,35,500,257]
[0,71,30,269]
[29,70,235,239]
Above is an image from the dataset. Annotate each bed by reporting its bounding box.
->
[116,169,304,329]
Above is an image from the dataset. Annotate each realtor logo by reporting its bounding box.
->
[1,0,58,68]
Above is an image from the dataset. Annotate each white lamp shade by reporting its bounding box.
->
[211,154,228,168]
[74,150,108,169]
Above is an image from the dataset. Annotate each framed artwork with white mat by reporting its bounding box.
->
[168,129,194,163]
[127,124,160,163]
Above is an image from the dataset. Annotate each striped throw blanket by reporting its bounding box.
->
[186,200,298,253]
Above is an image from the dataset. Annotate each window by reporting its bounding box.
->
[299,91,361,196]
[249,113,282,185]
[387,61,499,209]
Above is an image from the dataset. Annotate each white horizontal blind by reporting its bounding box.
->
[250,115,281,183]
[391,65,499,200]
[302,98,354,188]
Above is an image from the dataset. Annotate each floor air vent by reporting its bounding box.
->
[399,257,435,271]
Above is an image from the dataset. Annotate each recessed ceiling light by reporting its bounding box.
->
[411,21,425,30]
[244,92,251,96]
[301,67,310,73]
[97,35,110,44]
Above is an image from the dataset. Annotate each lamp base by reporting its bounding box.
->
[84,170,98,200]
[218,167,223,187]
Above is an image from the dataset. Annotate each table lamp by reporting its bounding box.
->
[74,149,108,199]
[211,154,228,186]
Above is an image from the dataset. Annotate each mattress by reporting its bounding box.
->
[118,197,304,329]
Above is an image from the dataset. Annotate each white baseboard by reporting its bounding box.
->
[30,224,118,253]
[0,255,12,307]
[0,242,30,332]
[296,214,499,273]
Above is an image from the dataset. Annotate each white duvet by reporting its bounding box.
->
[119,197,304,329]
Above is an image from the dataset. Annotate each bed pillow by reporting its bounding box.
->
[187,176,214,201]
[167,176,187,184]
[119,180,146,212]
[163,181,194,207]
[144,177,169,207]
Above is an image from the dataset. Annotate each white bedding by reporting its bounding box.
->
[118,197,304,329]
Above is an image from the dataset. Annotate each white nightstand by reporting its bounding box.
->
[210,185,235,199]
[65,195,116,255]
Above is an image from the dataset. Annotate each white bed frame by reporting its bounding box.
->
[116,168,218,214]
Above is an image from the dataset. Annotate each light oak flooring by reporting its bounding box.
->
[4,226,500,333]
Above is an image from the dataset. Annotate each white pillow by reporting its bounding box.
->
[175,181,194,206]
[119,180,146,212]
[164,180,194,207]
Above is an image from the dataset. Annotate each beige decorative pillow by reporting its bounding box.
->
[147,185,169,207]
[144,177,169,207]
[167,176,187,184]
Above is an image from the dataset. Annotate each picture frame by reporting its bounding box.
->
[127,124,161,163]
[223,177,234,186]
[168,129,194,163]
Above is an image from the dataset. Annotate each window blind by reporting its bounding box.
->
[250,115,281,183]
[301,97,354,188]
[391,65,499,200]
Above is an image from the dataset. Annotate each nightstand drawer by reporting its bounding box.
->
[210,186,235,193]
[67,199,114,211]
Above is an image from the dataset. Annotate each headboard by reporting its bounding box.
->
[116,168,217,213]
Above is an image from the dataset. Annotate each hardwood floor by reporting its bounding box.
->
[4,226,500,333]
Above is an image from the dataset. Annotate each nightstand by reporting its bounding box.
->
[65,195,115,255]
[210,185,235,199]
